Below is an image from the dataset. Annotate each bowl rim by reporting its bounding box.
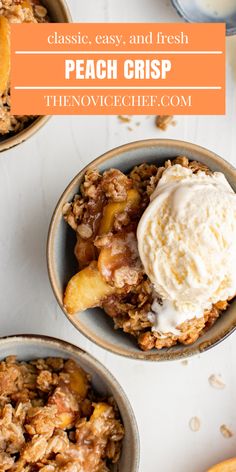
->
[170,0,236,36]
[0,116,50,154]
[47,138,236,361]
[50,0,72,23]
[0,0,72,154]
[0,333,140,472]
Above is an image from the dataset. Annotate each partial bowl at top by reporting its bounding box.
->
[0,334,139,472]
[171,0,236,36]
[0,0,71,154]
[47,139,236,361]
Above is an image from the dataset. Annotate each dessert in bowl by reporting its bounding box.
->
[0,0,71,153]
[0,335,139,471]
[47,139,236,360]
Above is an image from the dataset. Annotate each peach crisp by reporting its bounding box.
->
[0,356,124,471]
[63,157,235,351]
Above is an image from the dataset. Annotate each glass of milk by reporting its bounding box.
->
[171,0,236,35]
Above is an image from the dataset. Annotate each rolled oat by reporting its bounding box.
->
[220,424,234,438]
[63,158,234,351]
[0,0,48,136]
[208,374,225,390]
[0,356,124,471]
[189,416,201,432]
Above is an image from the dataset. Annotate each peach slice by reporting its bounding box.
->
[91,402,111,420]
[0,16,10,95]
[99,188,141,235]
[64,261,115,315]
[98,245,123,283]
[207,458,236,472]
[21,0,32,9]
[63,360,88,400]
[57,411,75,429]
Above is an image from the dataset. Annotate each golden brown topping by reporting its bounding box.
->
[0,357,124,470]
[101,168,132,202]
[172,155,189,167]
[98,232,142,289]
[138,331,155,351]
[63,159,233,351]
[189,160,211,174]
[0,0,48,136]
[25,405,58,436]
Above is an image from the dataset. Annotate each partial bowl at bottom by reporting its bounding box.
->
[0,334,140,472]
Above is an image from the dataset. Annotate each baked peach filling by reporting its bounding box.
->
[63,159,235,351]
[0,0,48,136]
[0,356,124,470]
[0,16,10,96]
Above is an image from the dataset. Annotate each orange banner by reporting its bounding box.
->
[11,23,225,115]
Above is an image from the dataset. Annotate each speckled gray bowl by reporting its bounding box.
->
[0,334,139,472]
[47,139,236,361]
[0,0,71,154]
[171,0,236,36]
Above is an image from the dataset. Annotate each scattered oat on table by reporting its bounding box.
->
[189,416,201,432]
[117,116,140,129]
[117,115,176,130]
[117,115,131,123]
[155,115,176,131]
[220,424,234,438]
[181,360,188,366]
[208,374,225,390]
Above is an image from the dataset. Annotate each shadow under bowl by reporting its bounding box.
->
[47,139,236,361]
[0,334,140,472]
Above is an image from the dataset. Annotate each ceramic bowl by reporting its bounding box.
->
[47,139,236,361]
[0,0,71,154]
[0,334,140,472]
[171,0,236,36]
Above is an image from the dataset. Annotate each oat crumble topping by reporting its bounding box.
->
[63,157,234,351]
[0,0,49,137]
[0,356,124,471]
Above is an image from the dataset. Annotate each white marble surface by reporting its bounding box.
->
[1,1,236,471]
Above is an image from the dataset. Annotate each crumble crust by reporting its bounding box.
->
[0,356,124,471]
[63,157,231,351]
[0,0,48,136]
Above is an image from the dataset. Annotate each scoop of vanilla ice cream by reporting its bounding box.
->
[137,164,236,335]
